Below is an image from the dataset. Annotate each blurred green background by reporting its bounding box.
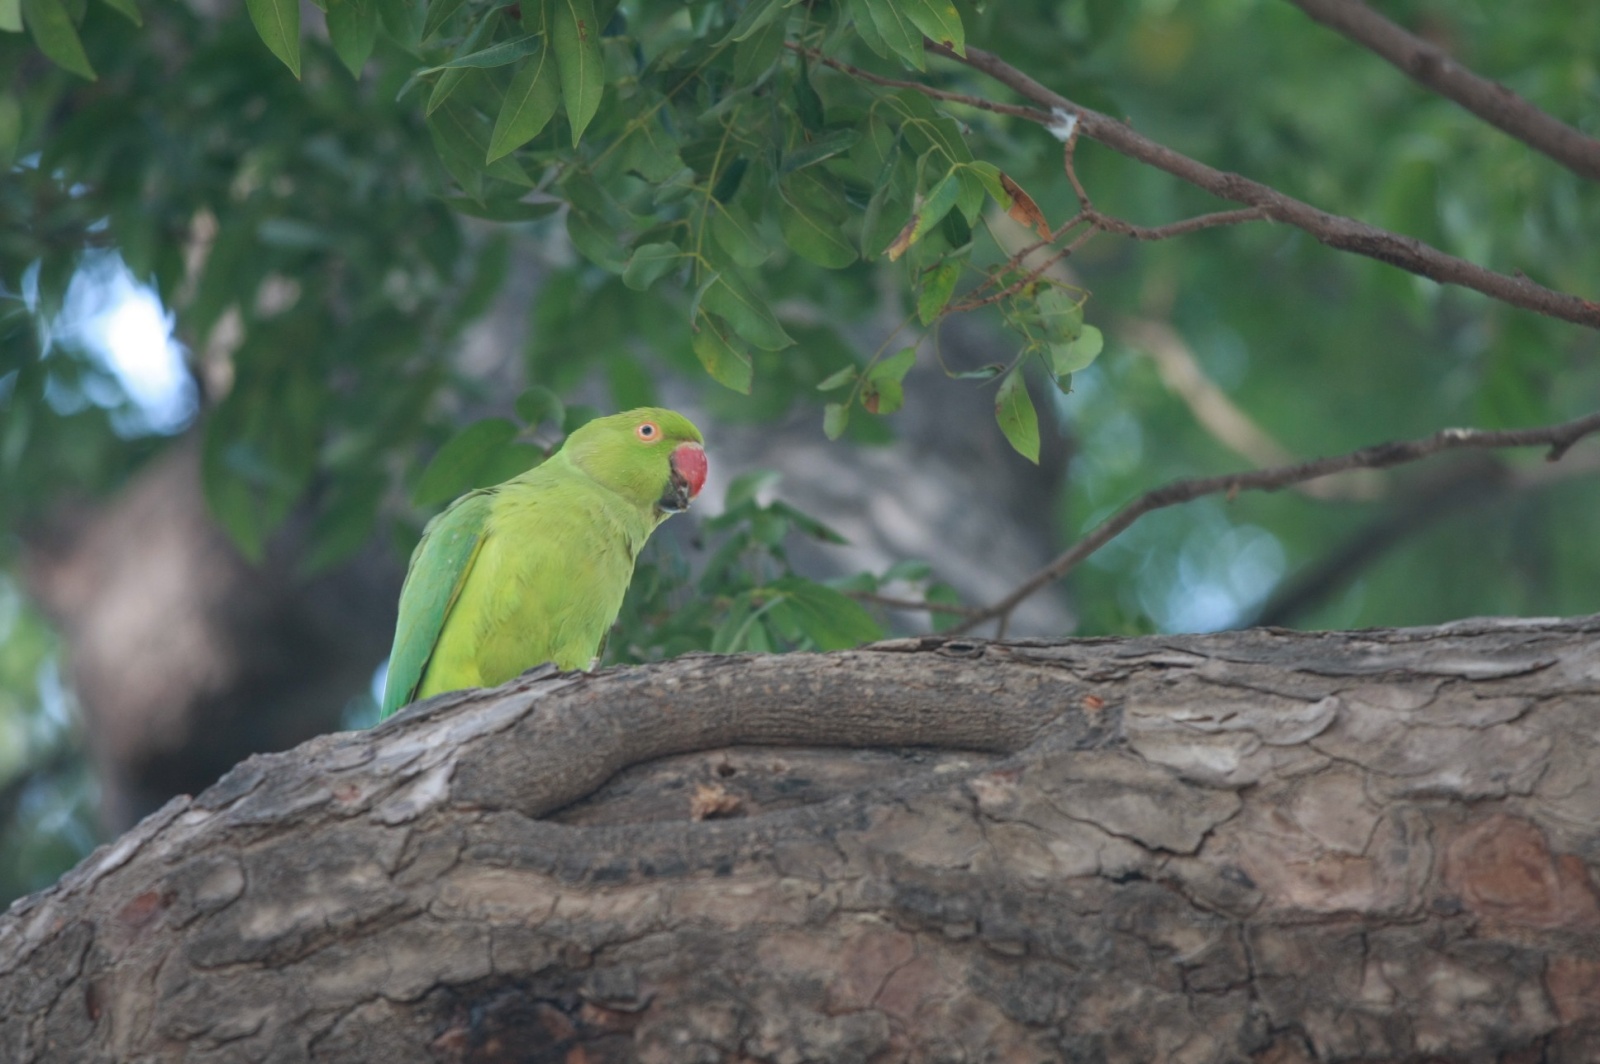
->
[2,0,1597,903]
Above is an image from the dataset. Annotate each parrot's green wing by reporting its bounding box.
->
[380,490,494,719]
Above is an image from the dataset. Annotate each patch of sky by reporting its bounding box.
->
[1134,500,1287,632]
[40,250,197,437]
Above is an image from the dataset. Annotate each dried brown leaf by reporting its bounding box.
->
[1000,171,1050,239]
[884,214,919,261]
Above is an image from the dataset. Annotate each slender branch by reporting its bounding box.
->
[847,589,985,618]
[795,45,1046,124]
[1285,0,1600,183]
[921,43,1600,331]
[1095,207,1272,242]
[945,240,1078,315]
[941,411,1600,634]
[809,39,1599,326]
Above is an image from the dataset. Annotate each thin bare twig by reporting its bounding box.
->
[795,45,1045,124]
[1285,0,1600,183]
[920,43,1600,331]
[937,411,1600,635]
[1095,207,1272,241]
[847,590,985,619]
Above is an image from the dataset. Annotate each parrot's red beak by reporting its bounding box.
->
[661,442,707,513]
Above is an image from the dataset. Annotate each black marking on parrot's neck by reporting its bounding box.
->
[657,471,693,514]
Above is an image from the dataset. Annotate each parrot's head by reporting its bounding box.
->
[565,407,707,517]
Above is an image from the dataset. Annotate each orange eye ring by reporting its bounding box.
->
[635,421,661,442]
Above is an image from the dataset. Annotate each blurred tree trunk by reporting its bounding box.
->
[3,617,1599,1063]
[22,437,402,831]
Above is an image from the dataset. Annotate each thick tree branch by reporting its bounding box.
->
[6,620,1600,1061]
[1285,0,1600,183]
[915,43,1600,331]
[951,410,1600,634]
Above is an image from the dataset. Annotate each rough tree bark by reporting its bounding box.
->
[3,616,1599,1063]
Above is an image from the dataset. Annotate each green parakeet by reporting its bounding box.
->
[379,407,707,718]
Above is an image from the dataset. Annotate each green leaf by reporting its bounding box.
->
[420,0,467,41]
[327,0,377,76]
[552,0,604,145]
[1035,284,1084,344]
[22,0,95,79]
[882,559,932,583]
[916,173,963,240]
[861,178,905,261]
[732,13,785,84]
[413,418,520,507]
[781,128,860,174]
[995,369,1040,464]
[966,160,1007,204]
[488,44,561,159]
[725,469,779,510]
[0,0,20,31]
[870,346,916,384]
[430,96,535,192]
[566,209,627,272]
[861,348,912,415]
[917,260,959,324]
[861,375,902,415]
[622,241,681,291]
[888,91,972,163]
[563,404,600,433]
[901,0,963,55]
[719,0,781,44]
[1047,323,1104,376]
[816,366,857,391]
[692,317,754,394]
[95,0,139,26]
[700,271,793,351]
[792,61,825,131]
[515,385,564,427]
[613,113,682,182]
[709,201,769,268]
[955,167,985,224]
[427,101,485,199]
[375,0,420,49]
[711,156,749,203]
[859,0,923,70]
[476,442,545,486]
[242,0,300,77]
[769,501,847,543]
[419,34,543,74]
[712,591,769,654]
[823,401,849,439]
[884,169,960,260]
[846,0,887,60]
[778,181,857,269]
[771,577,884,650]
[423,73,460,110]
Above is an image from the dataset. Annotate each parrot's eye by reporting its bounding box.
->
[635,422,660,442]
